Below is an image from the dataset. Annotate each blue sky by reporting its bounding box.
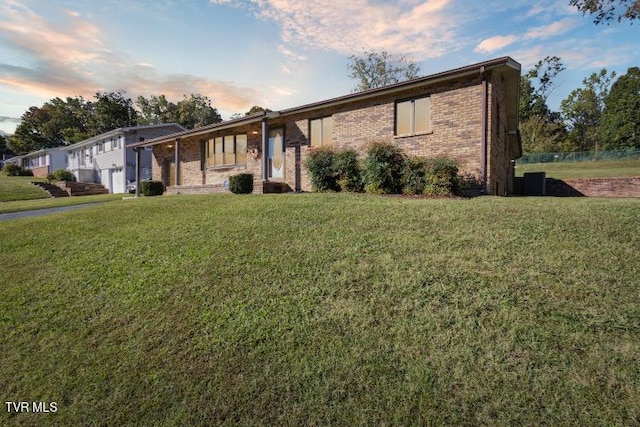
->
[0,0,638,135]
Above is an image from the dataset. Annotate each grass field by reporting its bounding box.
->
[515,158,640,179]
[1,194,639,425]
[0,193,124,214]
[0,175,49,202]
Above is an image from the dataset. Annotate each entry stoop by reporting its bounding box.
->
[31,181,70,198]
[262,181,292,194]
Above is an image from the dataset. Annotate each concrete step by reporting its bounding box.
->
[31,181,70,198]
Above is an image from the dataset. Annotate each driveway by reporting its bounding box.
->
[0,203,104,222]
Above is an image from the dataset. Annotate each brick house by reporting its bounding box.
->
[131,56,522,196]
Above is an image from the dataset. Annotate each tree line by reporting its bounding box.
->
[2,91,229,155]
[520,56,639,153]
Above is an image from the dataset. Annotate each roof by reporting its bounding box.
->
[131,56,521,149]
[62,123,186,151]
[9,146,66,160]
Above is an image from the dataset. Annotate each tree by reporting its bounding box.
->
[560,69,616,152]
[245,105,271,116]
[8,105,59,154]
[89,90,137,134]
[570,0,640,24]
[173,94,222,129]
[136,95,178,125]
[519,56,567,153]
[347,50,420,92]
[0,133,13,157]
[600,67,640,148]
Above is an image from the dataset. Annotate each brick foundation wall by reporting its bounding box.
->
[30,165,50,178]
[547,177,640,197]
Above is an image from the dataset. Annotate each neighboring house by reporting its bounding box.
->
[131,57,522,196]
[63,124,185,193]
[4,147,67,177]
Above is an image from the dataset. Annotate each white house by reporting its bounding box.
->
[4,147,68,177]
[64,124,184,193]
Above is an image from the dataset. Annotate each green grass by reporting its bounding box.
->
[515,158,640,179]
[0,175,49,202]
[1,194,639,425]
[0,193,126,214]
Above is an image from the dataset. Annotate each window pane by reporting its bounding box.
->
[206,139,214,166]
[396,101,411,135]
[224,135,235,164]
[310,119,322,146]
[236,134,247,164]
[214,137,223,166]
[322,116,333,146]
[414,97,430,133]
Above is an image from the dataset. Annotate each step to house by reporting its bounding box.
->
[31,181,70,198]
[56,181,109,196]
[263,181,292,194]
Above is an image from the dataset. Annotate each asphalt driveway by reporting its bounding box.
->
[0,203,104,222]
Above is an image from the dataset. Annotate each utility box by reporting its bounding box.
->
[524,172,546,196]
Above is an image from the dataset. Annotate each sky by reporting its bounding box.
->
[0,0,638,135]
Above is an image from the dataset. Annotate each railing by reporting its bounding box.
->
[517,148,640,165]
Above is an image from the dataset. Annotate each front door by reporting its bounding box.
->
[268,128,285,180]
[166,159,180,186]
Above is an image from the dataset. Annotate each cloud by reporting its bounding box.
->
[213,0,462,59]
[0,1,260,114]
[524,18,579,40]
[474,35,518,53]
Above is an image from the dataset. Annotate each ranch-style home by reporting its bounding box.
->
[131,56,522,196]
[4,147,67,177]
[63,124,185,193]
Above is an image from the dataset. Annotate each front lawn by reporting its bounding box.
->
[515,158,640,179]
[0,193,124,214]
[1,194,638,425]
[0,175,49,202]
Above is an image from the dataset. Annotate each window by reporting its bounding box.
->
[395,96,431,136]
[206,134,247,167]
[98,143,104,153]
[310,116,333,147]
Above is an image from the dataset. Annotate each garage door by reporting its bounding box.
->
[111,168,124,193]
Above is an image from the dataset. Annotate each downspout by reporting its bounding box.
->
[262,118,269,181]
[480,66,489,194]
[134,147,141,197]
[174,137,180,186]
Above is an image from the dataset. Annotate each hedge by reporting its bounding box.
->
[229,173,254,194]
[141,180,165,196]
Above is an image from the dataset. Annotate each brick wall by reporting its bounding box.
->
[30,165,49,178]
[547,177,640,197]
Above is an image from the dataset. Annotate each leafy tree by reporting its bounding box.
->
[136,94,179,125]
[89,90,137,134]
[347,50,420,92]
[8,105,59,154]
[570,0,640,24]
[561,69,616,152]
[0,133,13,157]
[601,67,640,148]
[519,56,567,152]
[174,94,222,129]
[245,105,271,116]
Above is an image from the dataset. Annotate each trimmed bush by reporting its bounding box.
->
[305,147,339,192]
[229,173,254,194]
[363,142,406,194]
[3,164,33,176]
[47,169,76,182]
[141,180,165,196]
[334,150,362,192]
[402,157,428,195]
[424,157,459,196]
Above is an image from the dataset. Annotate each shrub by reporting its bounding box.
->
[363,142,406,194]
[334,150,362,192]
[229,173,254,194]
[402,157,428,195]
[47,169,75,182]
[3,164,32,176]
[305,147,339,192]
[423,157,459,196]
[141,180,165,196]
